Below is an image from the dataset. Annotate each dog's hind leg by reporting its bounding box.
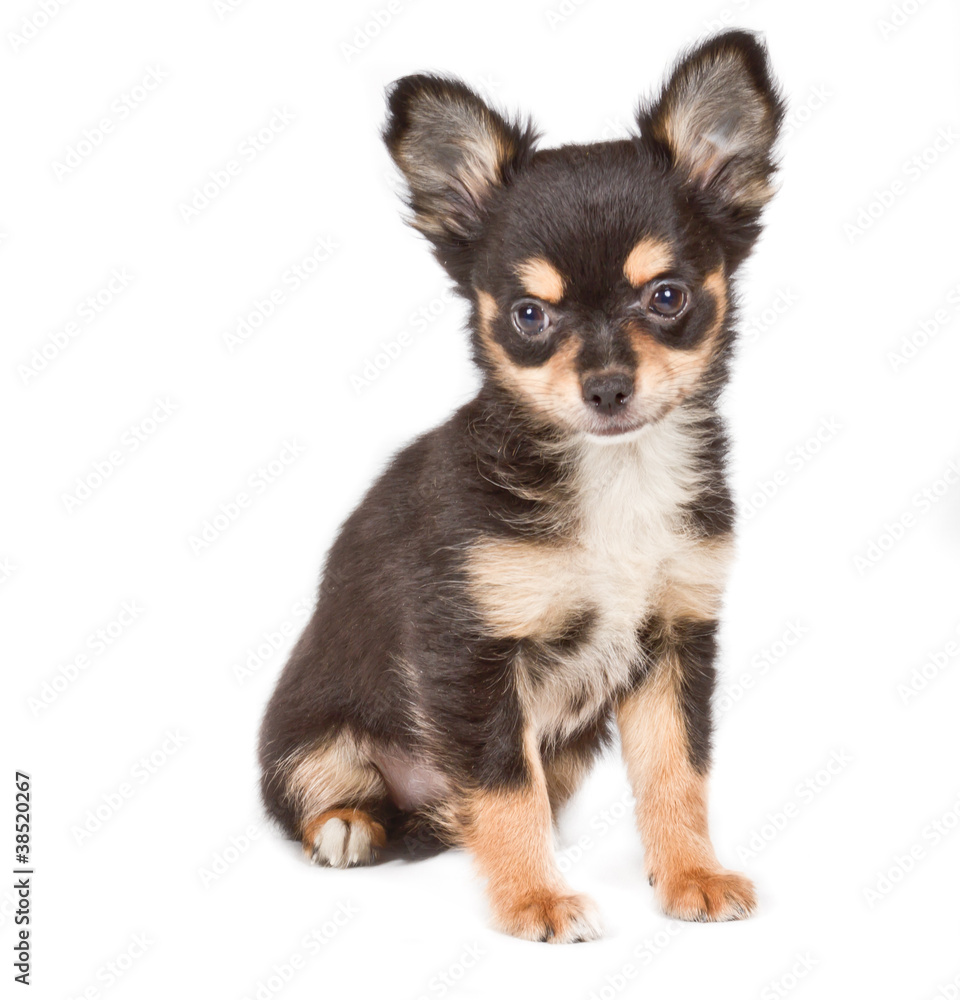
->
[269,733,390,867]
[301,806,387,868]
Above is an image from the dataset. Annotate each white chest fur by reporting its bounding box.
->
[466,408,724,744]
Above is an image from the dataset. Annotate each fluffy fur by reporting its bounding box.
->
[259,29,784,943]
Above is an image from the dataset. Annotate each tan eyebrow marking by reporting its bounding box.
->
[476,289,498,325]
[515,257,565,303]
[623,237,674,287]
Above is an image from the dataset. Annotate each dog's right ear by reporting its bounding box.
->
[383,75,537,285]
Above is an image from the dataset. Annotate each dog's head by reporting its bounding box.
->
[384,31,783,440]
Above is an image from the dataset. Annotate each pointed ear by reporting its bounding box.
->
[383,75,537,283]
[639,31,784,212]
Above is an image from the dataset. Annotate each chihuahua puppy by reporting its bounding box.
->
[259,30,784,942]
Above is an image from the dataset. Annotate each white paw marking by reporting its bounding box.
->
[309,817,377,868]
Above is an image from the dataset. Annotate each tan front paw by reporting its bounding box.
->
[653,868,756,922]
[493,890,603,943]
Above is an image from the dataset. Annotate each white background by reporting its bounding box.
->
[3,0,959,998]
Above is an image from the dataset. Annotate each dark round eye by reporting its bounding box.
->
[649,283,687,318]
[512,302,550,335]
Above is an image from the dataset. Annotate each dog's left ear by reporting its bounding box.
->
[640,30,784,213]
[383,75,537,286]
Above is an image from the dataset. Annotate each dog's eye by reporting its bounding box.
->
[512,301,550,336]
[648,283,687,318]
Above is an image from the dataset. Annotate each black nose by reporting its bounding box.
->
[581,373,633,414]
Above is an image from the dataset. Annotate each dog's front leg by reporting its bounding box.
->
[616,619,756,921]
[460,728,601,943]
